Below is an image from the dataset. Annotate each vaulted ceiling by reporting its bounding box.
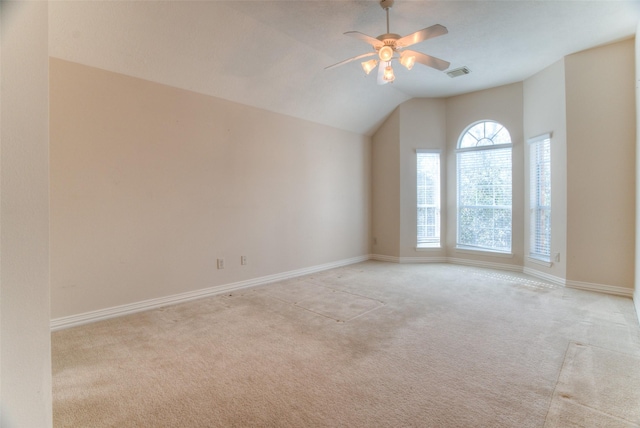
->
[49,1,640,136]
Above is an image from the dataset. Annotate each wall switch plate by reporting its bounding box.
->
[554,253,560,262]
[217,258,225,269]
[241,256,247,265]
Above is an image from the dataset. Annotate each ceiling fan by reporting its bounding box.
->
[326,0,450,84]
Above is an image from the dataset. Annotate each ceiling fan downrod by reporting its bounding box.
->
[380,0,394,34]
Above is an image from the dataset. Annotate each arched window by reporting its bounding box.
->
[457,120,512,253]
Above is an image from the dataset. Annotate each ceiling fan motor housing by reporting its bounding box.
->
[376,34,401,44]
[376,34,400,61]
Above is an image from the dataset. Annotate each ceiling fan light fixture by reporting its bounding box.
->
[361,59,379,75]
[383,65,395,82]
[325,0,450,84]
[378,45,394,62]
[400,54,415,70]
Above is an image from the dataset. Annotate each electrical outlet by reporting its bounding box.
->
[217,258,225,269]
[241,256,247,265]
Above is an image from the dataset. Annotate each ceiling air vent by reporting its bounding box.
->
[446,67,471,78]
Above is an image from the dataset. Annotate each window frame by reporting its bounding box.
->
[528,133,552,263]
[416,149,441,249]
[456,120,513,254]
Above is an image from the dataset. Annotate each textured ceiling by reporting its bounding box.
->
[49,1,640,136]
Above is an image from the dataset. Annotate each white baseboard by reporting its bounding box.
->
[565,279,634,298]
[400,256,448,264]
[370,254,400,263]
[50,255,368,331]
[370,254,448,264]
[372,255,634,300]
[446,257,522,272]
[522,267,566,287]
[52,253,636,331]
[373,254,526,272]
[371,255,637,321]
[374,253,535,273]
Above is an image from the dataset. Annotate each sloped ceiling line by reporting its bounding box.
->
[49,1,640,136]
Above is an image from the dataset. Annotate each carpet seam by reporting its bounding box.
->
[543,341,640,427]
[555,395,640,426]
[542,340,574,426]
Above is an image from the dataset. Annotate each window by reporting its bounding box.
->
[417,151,440,248]
[529,134,551,261]
[457,121,512,253]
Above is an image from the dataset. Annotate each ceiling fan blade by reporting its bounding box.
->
[325,51,377,70]
[396,24,448,48]
[404,49,450,71]
[377,62,389,85]
[344,31,384,48]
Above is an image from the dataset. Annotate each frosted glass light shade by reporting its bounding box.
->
[383,65,395,82]
[378,45,394,62]
[361,59,378,75]
[400,54,415,70]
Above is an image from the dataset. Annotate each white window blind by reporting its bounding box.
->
[456,121,512,253]
[529,134,551,261]
[417,151,440,248]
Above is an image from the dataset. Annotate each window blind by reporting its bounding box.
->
[457,147,512,252]
[417,151,440,247]
[529,136,551,260]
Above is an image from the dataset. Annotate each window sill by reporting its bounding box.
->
[455,247,513,258]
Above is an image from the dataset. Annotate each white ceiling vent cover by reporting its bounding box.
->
[446,67,471,78]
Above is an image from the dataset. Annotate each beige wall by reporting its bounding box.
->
[1,1,52,426]
[445,83,525,267]
[371,40,637,295]
[399,98,447,259]
[565,39,636,290]
[50,58,370,318]
[371,108,401,258]
[372,84,524,266]
[523,59,568,281]
[636,25,640,321]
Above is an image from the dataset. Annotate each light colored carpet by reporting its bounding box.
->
[52,262,640,427]
[545,342,640,427]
